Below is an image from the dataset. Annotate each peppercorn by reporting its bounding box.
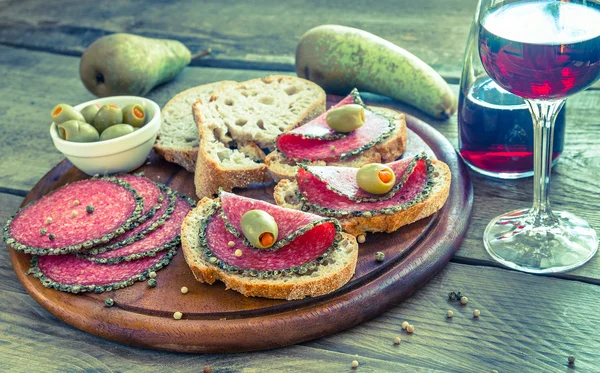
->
[147,279,157,288]
[181,286,189,294]
[393,336,401,345]
[406,325,414,333]
[375,252,385,262]
[86,205,95,214]
[568,356,575,365]
[148,271,157,279]
[473,309,480,317]
[48,233,56,241]
[460,296,468,305]
[104,298,114,307]
[173,311,183,320]
[351,360,359,369]
[401,321,409,330]
[357,235,366,244]
[447,310,453,318]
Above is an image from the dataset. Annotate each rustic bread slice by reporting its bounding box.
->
[273,160,451,237]
[154,81,236,172]
[180,197,359,300]
[265,107,408,182]
[193,76,326,198]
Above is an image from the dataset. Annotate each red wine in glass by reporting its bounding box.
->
[479,1,600,100]
[458,77,566,176]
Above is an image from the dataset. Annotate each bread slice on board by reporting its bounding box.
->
[193,75,326,198]
[265,106,408,182]
[180,197,359,300]
[154,81,236,172]
[273,160,451,237]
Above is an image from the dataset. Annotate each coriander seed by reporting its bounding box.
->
[71,210,77,218]
[228,241,235,248]
[447,310,453,318]
[173,311,183,320]
[401,321,409,330]
[357,234,366,244]
[235,249,243,257]
[406,324,414,333]
[351,360,359,368]
[460,296,469,305]
[181,286,189,294]
[148,271,157,279]
[73,200,80,206]
[393,336,401,345]
[45,217,53,224]
[473,309,480,317]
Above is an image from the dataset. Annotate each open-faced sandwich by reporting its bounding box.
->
[265,89,408,181]
[181,191,358,300]
[273,154,451,237]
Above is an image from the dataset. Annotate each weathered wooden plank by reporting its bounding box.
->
[1,189,598,372]
[0,0,476,79]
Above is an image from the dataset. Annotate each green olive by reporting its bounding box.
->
[80,103,101,124]
[93,104,123,134]
[58,120,100,142]
[122,104,146,128]
[356,163,396,195]
[325,104,365,133]
[51,104,85,124]
[100,124,135,141]
[240,210,279,249]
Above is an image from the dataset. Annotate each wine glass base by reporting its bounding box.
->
[484,209,598,274]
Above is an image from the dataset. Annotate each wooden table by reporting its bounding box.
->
[1,1,599,371]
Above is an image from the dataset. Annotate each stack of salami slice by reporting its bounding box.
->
[3,174,195,294]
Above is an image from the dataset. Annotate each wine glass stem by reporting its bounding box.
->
[525,99,566,223]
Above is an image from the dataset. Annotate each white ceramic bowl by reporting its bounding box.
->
[50,96,161,176]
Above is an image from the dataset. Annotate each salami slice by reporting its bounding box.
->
[30,248,176,294]
[297,154,434,217]
[200,193,342,275]
[4,177,143,255]
[300,156,418,202]
[84,185,177,257]
[219,191,324,249]
[116,174,162,217]
[82,194,193,264]
[276,90,394,162]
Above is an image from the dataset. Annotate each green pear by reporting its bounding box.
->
[80,33,192,97]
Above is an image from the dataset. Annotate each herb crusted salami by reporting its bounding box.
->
[4,177,144,255]
[276,89,395,162]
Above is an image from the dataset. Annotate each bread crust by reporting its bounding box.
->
[273,160,451,237]
[265,106,408,182]
[180,198,359,300]
[154,81,237,172]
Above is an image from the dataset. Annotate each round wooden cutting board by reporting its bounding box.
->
[9,114,473,353]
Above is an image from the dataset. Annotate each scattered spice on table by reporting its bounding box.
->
[351,360,359,369]
[406,325,414,333]
[401,321,409,330]
[375,252,385,262]
[203,366,212,373]
[473,309,480,317]
[460,296,469,305]
[393,336,401,345]
[173,311,183,320]
[181,286,189,294]
[568,355,575,365]
[447,310,453,318]
[104,298,114,307]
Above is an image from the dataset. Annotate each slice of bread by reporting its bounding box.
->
[265,107,408,182]
[273,160,451,237]
[193,76,326,198]
[154,81,236,172]
[180,197,359,300]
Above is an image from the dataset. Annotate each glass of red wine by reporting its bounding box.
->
[478,0,600,273]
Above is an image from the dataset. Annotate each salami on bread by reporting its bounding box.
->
[181,191,358,300]
[273,154,451,236]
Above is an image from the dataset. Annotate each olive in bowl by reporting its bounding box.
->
[50,96,160,176]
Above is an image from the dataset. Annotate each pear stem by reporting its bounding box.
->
[191,48,212,60]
